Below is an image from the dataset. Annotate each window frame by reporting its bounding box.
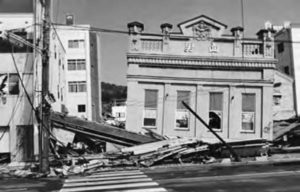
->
[209,92,223,132]
[68,81,87,93]
[143,89,158,128]
[241,93,256,133]
[175,90,191,129]
[68,39,85,49]
[0,73,19,96]
[277,42,284,53]
[77,104,86,113]
[67,59,86,71]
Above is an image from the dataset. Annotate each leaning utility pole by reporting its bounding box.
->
[40,0,51,173]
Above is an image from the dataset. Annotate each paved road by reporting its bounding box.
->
[0,177,63,192]
[3,163,300,192]
[144,163,300,192]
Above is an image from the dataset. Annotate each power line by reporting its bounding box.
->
[52,22,300,44]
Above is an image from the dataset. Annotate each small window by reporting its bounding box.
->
[176,91,190,129]
[0,73,19,95]
[209,92,223,130]
[143,89,158,127]
[8,74,19,95]
[67,59,76,70]
[77,59,86,70]
[273,95,282,106]
[241,93,255,132]
[78,104,86,112]
[67,59,86,70]
[78,82,87,92]
[277,42,284,53]
[68,81,86,93]
[68,40,84,49]
[284,66,290,75]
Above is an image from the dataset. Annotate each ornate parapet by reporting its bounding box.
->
[127,21,144,52]
[126,15,276,59]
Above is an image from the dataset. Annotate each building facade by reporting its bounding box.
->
[126,15,277,141]
[274,24,300,116]
[0,13,35,161]
[55,20,102,122]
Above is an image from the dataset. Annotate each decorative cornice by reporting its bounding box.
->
[127,75,274,85]
[127,53,277,69]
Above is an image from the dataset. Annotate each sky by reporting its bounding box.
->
[1,0,300,85]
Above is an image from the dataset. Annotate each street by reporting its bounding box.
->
[145,163,300,192]
[3,163,300,192]
[0,177,63,192]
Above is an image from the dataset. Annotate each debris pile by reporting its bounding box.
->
[42,137,269,177]
[0,135,271,178]
[272,118,300,153]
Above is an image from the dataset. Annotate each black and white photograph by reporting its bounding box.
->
[1,0,300,191]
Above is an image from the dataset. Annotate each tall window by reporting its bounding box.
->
[67,59,86,70]
[143,89,158,127]
[68,81,87,93]
[241,93,256,132]
[68,40,85,49]
[176,91,190,128]
[0,73,19,95]
[209,92,223,130]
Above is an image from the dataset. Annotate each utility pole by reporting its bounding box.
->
[40,0,51,173]
[182,101,241,162]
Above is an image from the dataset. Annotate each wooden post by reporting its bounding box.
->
[40,0,51,173]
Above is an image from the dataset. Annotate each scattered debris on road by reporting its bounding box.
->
[2,113,300,179]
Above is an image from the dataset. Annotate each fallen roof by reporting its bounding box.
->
[50,111,159,147]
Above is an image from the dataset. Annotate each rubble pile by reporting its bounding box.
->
[0,136,271,178]
[43,137,269,177]
[272,118,300,153]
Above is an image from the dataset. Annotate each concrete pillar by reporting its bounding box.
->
[125,80,143,133]
[162,83,172,136]
[262,85,273,140]
[195,84,209,138]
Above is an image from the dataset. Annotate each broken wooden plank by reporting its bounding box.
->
[121,138,199,155]
[273,122,300,141]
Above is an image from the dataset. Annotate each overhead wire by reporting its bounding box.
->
[51,22,300,44]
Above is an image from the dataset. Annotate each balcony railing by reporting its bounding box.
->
[242,43,263,56]
[141,39,162,52]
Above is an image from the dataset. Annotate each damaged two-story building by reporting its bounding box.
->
[125,15,278,141]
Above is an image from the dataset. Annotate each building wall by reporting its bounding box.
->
[56,26,101,122]
[0,13,33,31]
[48,29,66,112]
[274,29,294,76]
[290,27,300,115]
[126,15,276,141]
[0,53,34,161]
[0,14,35,161]
[273,70,295,120]
[126,65,274,140]
[274,25,300,116]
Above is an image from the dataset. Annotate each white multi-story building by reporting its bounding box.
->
[55,17,102,122]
